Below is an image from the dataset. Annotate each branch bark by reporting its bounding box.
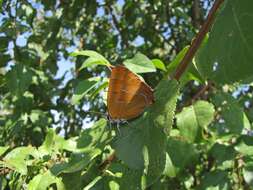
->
[172,0,225,81]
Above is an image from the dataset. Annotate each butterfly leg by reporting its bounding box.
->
[116,121,121,136]
[108,120,112,133]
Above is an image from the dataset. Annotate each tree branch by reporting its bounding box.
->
[106,5,129,48]
[172,0,225,81]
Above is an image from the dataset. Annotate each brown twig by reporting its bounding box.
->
[173,0,225,81]
[177,82,211,113]
[191,83,210,103]
[99,152,116,170]
[0,167,12,175]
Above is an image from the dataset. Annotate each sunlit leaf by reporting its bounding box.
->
[151,59,166,71]
[70,50,111,69]
[3,146,38,175]
[71,77,101,105]
[27,170,65,190]
[123,53,156,73]
[0,146,9,157]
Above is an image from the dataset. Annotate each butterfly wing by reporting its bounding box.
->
[107,65,154,120]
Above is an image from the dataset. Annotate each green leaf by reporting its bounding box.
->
[235,135,253,156]
[0,37,9,52]
[210,143,236,168]
[61,171,82,190]
[163,153,177,177]
[243,162,253,186]
[54,136,77,152]
[198,170,230,190]
[76,119,111,152]
[167,46,189,74]
[166,137,198,175]
[151,59,166,71]
[212,92,250,134]
[51,119,110,175]
[196,0,253,84]
[0,146,9,157]
[0,0,2,12]
[89,79,109,99]
[38,128,56,156]
[108,163,143,190]
[27,170,65,190]
[176,100,215,142]
[51,149,101,175]
[83,176,103,190]
[113,79,179,187]
[71,77,100,105]
[70,50,111,69]
[91,163,143,190]
[6,64,34,96]
[123,52,156,73]
[3,146,38,175]
[39,129,77,156]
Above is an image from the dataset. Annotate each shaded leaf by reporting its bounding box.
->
[235,135,253,156]
[83,176,103,190]
[196,0,253,84]
[71,77,100,105]
[198,170,230,190]
[176,100,215,142]
[76,119,111,152]
[113,79,179,187]
[6,64,34,96]
[243,162,253,186]
[210,143,236,169]
[166,137,198,175]
[212,92,250,134]
[51,149,101,175]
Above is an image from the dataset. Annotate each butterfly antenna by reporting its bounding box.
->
[83,111,107,118]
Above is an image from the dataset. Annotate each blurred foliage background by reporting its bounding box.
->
[2,0,253,189]
[0,0,213,144]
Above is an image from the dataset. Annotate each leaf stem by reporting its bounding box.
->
[172,0,225,81]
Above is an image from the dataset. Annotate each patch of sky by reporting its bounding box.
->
[28,0,44,10]
[97,6,105,17]
[16,32,31,47]
[55,53,74,86]
[232,85,250,98]
[117,0,125,7]
[45,10,53,17]
[132,35,144,46]
[163,27,172,39]
[170,16,176,25]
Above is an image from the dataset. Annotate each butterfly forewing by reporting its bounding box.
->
[107,65,154,120]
